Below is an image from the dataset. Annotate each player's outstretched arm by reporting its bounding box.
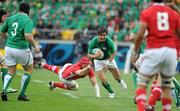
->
[75,65,91,77]
[87,51,102,60]
[89,76,100,97]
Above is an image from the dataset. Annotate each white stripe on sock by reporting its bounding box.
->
[3,74,12,90]
[20,75,28,92]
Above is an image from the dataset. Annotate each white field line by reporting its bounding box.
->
[32,79,44,84]
[61,92,80,99]
[32,79,79,99]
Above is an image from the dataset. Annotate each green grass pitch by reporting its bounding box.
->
[0,69,179,111]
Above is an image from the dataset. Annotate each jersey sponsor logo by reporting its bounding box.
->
[102,47,106,51]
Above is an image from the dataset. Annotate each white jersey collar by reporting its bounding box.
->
[153,3,165,6]
[17,12,28,16]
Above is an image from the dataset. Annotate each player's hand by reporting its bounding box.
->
[34,47,40,53]
[95,51,102,58]
[131,51,138,70]
[108,57,114,62]
[87,64,91,68]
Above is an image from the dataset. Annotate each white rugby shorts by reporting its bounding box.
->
[94,59,118,71]
[138,47,177,77]
[5,47,33,66]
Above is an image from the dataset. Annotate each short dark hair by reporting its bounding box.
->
[97,26,107,35]
[0,9,7,23]
[19,2,30,15]
[152,0,164,3]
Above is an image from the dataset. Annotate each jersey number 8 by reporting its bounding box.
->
[157,12,169,31]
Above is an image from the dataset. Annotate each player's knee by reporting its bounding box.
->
[100,79,107,85]
[70,81,79,91]
[137,74,152,87]
[98,76,106,83]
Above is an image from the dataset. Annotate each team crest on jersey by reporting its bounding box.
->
[102,47,106,51]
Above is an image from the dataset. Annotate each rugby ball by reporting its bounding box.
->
[92,48,104,59]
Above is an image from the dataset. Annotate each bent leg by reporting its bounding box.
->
[53,81,78,90]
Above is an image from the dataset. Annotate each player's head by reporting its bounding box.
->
[19,2,30,15]
[78,56,91,68]
[97,26,107,42]
[152,0,164,3]
[0,9,7,23]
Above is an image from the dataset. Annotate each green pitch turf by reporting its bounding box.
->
[0,69,180,111]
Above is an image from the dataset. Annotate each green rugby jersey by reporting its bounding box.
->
[88,36,115,60]
[1,13,33,49]
[131,24,146,54]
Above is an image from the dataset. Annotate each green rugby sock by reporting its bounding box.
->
[173,77,180,93]
[3,73,13,93]
[102,82,114,94]
[1,67,8,84]
[20,73,31,96]
[171,87,180,105]
[132,71,137,89]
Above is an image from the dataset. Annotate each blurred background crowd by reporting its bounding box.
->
[0,0,151,41]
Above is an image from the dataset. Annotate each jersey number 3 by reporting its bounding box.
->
[157,12,169,31]
[11,22,18,36]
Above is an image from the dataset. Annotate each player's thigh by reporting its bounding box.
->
[5,47,17,66]
[107,59,118,69]
[16,49,33,66]
[139,50,161,75]
[161,48,177,77]
[5,47,33,66]
[94,59,106,71]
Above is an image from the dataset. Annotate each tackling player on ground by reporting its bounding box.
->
[38,56,100,97]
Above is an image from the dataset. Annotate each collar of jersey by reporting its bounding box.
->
[153,3,165,6]
[17,12,28,16]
